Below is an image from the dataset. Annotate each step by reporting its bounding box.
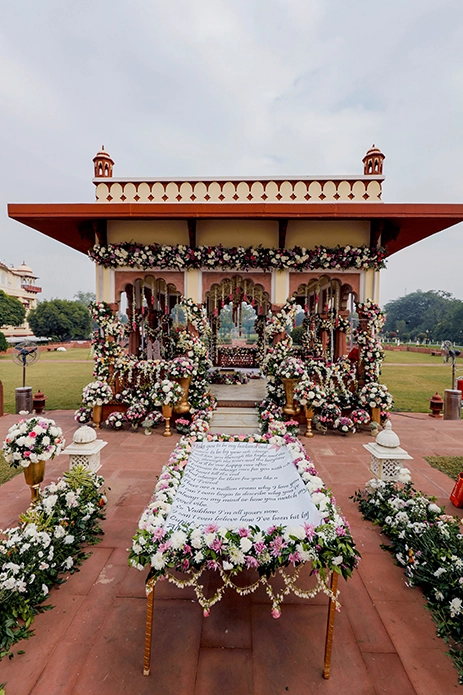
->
[209,426,260,435]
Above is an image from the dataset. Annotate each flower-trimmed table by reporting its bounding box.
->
[129,431,358,679]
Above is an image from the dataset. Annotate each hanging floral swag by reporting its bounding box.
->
[89,242,387,272]
[129,430,358,618]
[353,477,463,683]
[0,466,106,659]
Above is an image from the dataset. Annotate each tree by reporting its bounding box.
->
[74,291,96,307]
[28,299,92,342]
[383,290,463,342]
[0,331,8,352]
[0,290,26,328]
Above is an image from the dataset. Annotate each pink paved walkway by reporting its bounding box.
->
[0,411,462,695]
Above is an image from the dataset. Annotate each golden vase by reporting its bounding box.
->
[162,405,173,437]
[281,378,301,417]
[305,405,315,438]
[93,404,103,429]
[173,377,192,414]
[23,459,46,505]
[371,406,381,424]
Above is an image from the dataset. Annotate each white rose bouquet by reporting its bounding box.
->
[82,381,113,407]
[2,417,65,469]
[358,383,393,411]
[153,379,184,407]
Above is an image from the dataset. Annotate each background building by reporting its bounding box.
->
[0,261,42,339]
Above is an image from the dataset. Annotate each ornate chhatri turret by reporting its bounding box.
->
[93,146,114,178]
[363,145,385,176]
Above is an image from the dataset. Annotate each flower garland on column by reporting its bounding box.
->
[354,299,386,383]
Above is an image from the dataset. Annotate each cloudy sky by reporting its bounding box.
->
[1,0,462,307]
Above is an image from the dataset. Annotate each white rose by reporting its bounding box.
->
[239,537,253,553]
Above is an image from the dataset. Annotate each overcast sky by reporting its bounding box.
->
[1,0,462,307]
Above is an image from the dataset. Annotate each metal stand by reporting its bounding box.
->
[323,572,338,679]
[143,572,156,676]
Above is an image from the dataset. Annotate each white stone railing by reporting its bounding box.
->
[93,176,383,204]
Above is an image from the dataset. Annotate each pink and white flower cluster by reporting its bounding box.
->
[2,417,65,469]
[82,380,113,407]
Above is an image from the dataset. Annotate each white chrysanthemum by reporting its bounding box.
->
[170,530,187,550]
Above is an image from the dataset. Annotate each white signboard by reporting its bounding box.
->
[165,441,322,530]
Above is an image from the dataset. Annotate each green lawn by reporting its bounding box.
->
[383,349,463,365]
[0,355,94,413]
[380,365,459,412]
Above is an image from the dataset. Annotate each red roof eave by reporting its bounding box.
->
[7,202,463,257]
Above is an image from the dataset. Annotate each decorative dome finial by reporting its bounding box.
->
[363,145,385,176]
[93,146,114,178]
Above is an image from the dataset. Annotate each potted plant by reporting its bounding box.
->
[164,357,197,414]
[2,417,65,504]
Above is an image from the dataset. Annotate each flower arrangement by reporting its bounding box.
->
[358,383,393,411]
[2,417,65,469]
[82,380,113,407]
[125,402,147,423]
[333,417,356,435]
[90,242,387,273]
[141,411,165,430]
[256,400,283,433]
[164,356,197,379]
[129,431,359,618]
[74,407,93,425]
[318,403,342,426]
[260,336,293,377]
[294,376,326,409]
[105,411,127,429]
[353,477,463,683]
[0,465,106,658]
[175,418,191,435]
[350,408,371,426]
[279,356,306,380]
[153,379,184,407]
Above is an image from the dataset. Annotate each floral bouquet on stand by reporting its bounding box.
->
[153,379,184,408]
[105,411,127,430]
[278,356,306,380]
[334,416,356,435]
[164,356,197,379]
[74,407,93,425]
[3,417,66,503]
[3,417,65,468]
[358,383,393,411]
[82,381,113,407]
[141,411,165,435]
[294,376,326,410]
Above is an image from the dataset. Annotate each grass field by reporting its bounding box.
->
[383,350,459,365]
[380,365,459,412]
[0,348,94,413]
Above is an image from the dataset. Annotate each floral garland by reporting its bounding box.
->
[129,430,358,617]
[180,297,211,336]
[0,466,106,658]
[354,299,385,384]
[89,242,387,272]
[354,477,463,683]
[264,298,297,338]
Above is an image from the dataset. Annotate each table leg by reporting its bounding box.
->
[143,577,156,676]
[323,571,338,679]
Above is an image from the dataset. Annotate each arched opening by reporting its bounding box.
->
[205,275,270,367]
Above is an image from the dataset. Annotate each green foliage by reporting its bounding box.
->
[0,466,106,660]
[290,326,305,345]
[0,291,26,328]
[353,480,463,683]
[384,290,463,343]
[28,299,91,342]
[0,332,8,353]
